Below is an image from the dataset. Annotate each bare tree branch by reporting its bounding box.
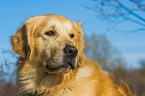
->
[116,0,145,23]
[120,14,145,27]
[86,0,145,32]
[108,7,145,16]
[114,27,145,33]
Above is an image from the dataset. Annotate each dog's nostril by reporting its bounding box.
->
[45,65,49,69]
[64,46,78,58]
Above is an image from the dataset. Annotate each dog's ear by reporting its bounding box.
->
[11,16,43,59]
[11,24,31,58]
[74,22,85,66]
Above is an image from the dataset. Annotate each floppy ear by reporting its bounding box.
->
[75,22,85,66]
[11,16,44,59]
[11,24,31,58]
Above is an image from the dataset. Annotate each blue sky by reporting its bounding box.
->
[0,0,145,69]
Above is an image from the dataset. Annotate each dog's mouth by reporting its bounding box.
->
[60,62,76,70]
[45,62,74,71]
[44,57,77,74]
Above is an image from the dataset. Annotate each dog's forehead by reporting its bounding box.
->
[28,15,77,35]
[44,16,75,29]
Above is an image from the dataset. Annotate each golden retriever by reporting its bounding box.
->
[11,14,135,96]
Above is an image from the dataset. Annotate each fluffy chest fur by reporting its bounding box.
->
[18,57,119,96]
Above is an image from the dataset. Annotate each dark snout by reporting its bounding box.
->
[63,46,78,58]
[63,46,78,70]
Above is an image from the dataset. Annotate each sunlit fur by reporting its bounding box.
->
[11,14,135,96]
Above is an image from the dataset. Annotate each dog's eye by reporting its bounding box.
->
[44,30,55,36]
[70,34,75,38]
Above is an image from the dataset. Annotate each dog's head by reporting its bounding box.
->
[11,14,85,74]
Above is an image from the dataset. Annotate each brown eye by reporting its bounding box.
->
[70,34,75,38]
[44,30,55,36]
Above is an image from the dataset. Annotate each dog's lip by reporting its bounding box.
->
[62,62,75,70]
[68,62,75,70]
[45,62,73,71]
[63,58,76,70]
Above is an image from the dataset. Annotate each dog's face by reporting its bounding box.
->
[11,14,84,74]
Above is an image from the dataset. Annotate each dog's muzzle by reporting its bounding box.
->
[44,46,78,74]
[63,46,78,70]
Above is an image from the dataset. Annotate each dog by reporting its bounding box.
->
[11,14,135,96]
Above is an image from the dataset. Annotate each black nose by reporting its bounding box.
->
[63,46,78,58]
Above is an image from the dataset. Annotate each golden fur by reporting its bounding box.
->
[11,14,135,96]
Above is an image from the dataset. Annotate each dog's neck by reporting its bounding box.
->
[18,60,76,95]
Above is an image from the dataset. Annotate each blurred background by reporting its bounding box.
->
[0,0,145,96]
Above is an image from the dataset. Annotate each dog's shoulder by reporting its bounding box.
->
[76,55,110,81]
[75,56,135,96]
[70,56,117,95]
